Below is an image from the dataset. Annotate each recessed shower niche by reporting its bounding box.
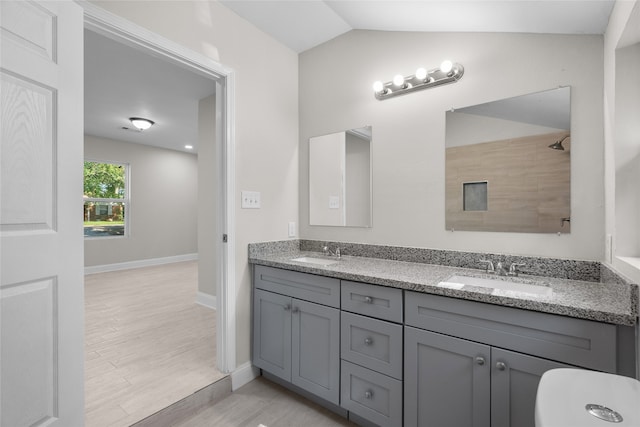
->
[463,182,488,211]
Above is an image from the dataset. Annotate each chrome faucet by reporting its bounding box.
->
[495,262,508,276]
[323,246,341,258]
[481,260,524,276]
[480,260,495,274]
[508,263,526,277]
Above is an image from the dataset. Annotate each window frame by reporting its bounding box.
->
[83,159,130,239]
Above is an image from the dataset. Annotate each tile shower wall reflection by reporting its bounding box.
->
[446,132,571,233]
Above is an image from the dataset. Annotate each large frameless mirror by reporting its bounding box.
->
[309,126,372,227]
[445,87,571,233]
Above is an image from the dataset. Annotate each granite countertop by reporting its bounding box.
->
[249,250,638,326]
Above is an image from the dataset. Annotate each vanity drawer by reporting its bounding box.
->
[405,291,616,372]
[341,312,403,379]
[341,280,403,323]
[341,360,402,427]
[254,265,340,308]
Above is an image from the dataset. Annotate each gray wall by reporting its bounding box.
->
[614,43,640,258]
[92,0,300,367]
[84,135,198,267]
[603,0,640,380]
[300,31,604,261]
[309,131,344,226]
[198,94,217,298]
[345,132,371,226]
[604,0,640,285]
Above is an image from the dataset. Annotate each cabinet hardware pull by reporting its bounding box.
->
[364,337,373,345]
[364,390,373,399]
[475,356,485,365]
[292,307,299,313]
[284,304,291,311]
[364,296,373,303]
[496,361,507,371]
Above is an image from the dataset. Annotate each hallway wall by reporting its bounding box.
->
[84,135,198,267]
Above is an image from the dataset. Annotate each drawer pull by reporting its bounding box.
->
[475,356,485,365]
[364,296,373,304]
[292,306,299,313]
[364,337,373,346]
[284,304,291,311]
[496,361,507,371]
[364,390,373,399]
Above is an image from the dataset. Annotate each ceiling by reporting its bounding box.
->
[84,29,216,154]
[84,1,615,154]
[219,0,616,53]
[459,87,571,130]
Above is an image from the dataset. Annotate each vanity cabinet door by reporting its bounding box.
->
[491,348,572,427]
[291,299,340,405]
[404,327,491,427]
[253,289,292,382]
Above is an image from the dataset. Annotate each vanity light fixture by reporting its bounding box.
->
[129,117,155,131]
[373,60,464,100]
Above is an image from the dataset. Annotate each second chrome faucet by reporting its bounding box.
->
[480,260,525,277]
[323,246,341,258]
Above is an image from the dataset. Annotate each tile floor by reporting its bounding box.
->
[84,261,226,426]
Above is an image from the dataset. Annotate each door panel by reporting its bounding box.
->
[1,278,57,426]
[404,327,491,427]
[1,1,84,425]
[253,289,292,381]
[491,348,572,427]
[1,70,55,231]
[0,0,56,61]
[292,299,340,404]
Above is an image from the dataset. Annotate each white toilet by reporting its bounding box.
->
[535,368,640,426]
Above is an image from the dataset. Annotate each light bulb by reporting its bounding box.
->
[185,145,193,150]
[129,117,154,131]
[393,74,405,87]
[440,60,453,73]
[415,68,427,81]
[372,81,384,93]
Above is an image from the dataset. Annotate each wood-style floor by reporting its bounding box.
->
[174,377,354,427]
[85,261,226,427]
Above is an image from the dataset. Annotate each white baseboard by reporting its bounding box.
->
[231,362,259,391]
[85,253,198,275]
[196,292,217,309]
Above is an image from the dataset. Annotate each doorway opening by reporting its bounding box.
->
[82,4,236,425]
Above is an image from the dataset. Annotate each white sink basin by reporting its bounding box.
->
[439,275,552,297]
[291,256,339,266]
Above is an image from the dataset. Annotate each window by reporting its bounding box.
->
[83,161,129,238]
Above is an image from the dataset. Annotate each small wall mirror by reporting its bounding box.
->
[309,126,372,227]
[445,87,571,233]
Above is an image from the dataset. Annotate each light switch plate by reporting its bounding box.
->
[329,196,340,209]
[241,191,261,209]
[288,222,296,237]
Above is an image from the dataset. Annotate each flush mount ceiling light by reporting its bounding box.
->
[129,117,155,131]
[373,60,464,100]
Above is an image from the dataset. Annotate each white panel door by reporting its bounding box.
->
[1,1,84,426]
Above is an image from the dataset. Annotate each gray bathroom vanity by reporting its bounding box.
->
[250,240,637,427]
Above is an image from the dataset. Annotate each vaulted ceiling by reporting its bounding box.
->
[220,0,615,53]
[84,1,615,153]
